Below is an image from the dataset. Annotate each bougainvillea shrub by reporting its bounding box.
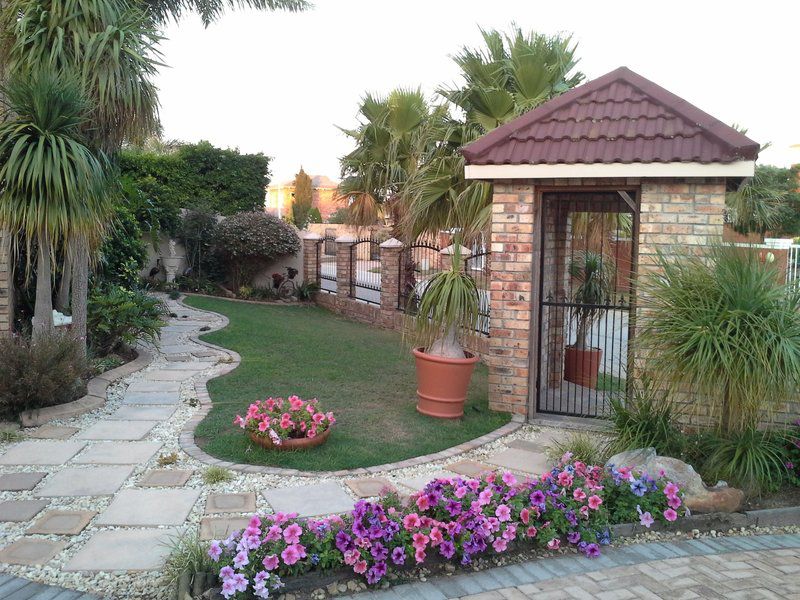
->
[234,396,335,445]
[210,458,686,598]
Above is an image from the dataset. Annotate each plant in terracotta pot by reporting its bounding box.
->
[564,250,615,389]
[410,243,481,418]
[234,395,335,450]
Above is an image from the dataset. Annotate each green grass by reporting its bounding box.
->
[183,296,510,471]
[596,373,626,392]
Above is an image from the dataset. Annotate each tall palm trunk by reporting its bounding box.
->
[32,232,53,341]
[71,233,89,355]
[56,242,73,312]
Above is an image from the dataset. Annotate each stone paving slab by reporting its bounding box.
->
[448,460,496,479]
[397,471,459,492]
[35,466,135,497]
[205,492,256,514]
[121,391,181,405]
[76,420,158,441]
[138,469,193,487]
[126,380,182,393]
[484,449,550,475]
[143,370,197,382]
[107,405,178,421]
[199,516,251,541]
[26,426,79,440]
[160,362,209,371]
[0,538,66,566]
[262,482,354,517]
[0,575,101,599]
[0,441,86,465]
[96,488,200,526]
[0,499,49,522]
[28,510,95,534]
[63,527,182,572]
[345,477,397,498]
[72,442,162,465]
[0,472,46,491]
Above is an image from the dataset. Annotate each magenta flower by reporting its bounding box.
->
[492,537,508,552]
[283,523,303,544]
[663,482,680,497]
[502,471,517,486]
[547,538,561,550]
[587,495,603,510]
[208,541,222,561]
[262,554,279,570]
[281,543,306,566]
[664,508,678,522]
[639,511,655,528]
[353,559,367,574]
[495,504,511,522]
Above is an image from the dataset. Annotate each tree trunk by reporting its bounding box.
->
[574,315,589,349]
[71,234,89,356]
[56,242,73,313]
[32,232,53,342]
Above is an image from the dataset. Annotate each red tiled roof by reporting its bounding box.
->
[462,67,759,166]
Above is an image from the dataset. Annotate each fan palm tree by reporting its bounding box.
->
[0,70,108,341]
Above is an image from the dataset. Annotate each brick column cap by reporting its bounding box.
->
[298,231,321,240]
[335,234,357,243]
[440,244,472,257]
[379,237,404,249]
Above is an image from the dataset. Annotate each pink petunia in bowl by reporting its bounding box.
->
[234,395,335,451]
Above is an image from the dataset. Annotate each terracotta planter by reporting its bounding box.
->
[564,346,603,389]
[413,348,479,419]
[248,427,330,451]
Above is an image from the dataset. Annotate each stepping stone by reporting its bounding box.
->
[448,460,496,479]
[63,527,181,571]
[144,371,197,382]
[27,426,79,440]
[0,499,49,522]
[96,488,200,526]
[397,470,459,492]
[127,380,181,393]
[0,472,46,491]
[72,442,162,465]
[199,516,250,541]
[0,538,66,565]
[122,391,181,405]
[28,510,95,534]
[165,354,192,362]
[160,362,208,372]
[344,477,397,498]
[485,448,551,475]
[35,466,134,497]
[262,482,353,518]
[205,493,256,514]
[0,441,86,465]
[77,420,157,441]
[192,350,218,358]
[139,469,193,487]
[108,406,178,421]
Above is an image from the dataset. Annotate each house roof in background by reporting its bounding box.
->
[461,66,760,166]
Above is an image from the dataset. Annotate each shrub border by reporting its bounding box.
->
[19,347,154,427]
[176,294,524,477]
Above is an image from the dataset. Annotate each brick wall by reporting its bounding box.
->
[0,229,11,335]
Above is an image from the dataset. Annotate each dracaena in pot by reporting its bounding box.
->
[409,244,480,419]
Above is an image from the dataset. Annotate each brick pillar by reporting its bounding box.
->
[298,231,321,284]
[335,235,356,298]
[379,238,404,312]
[440,244,472,271]
[0,229,12,335]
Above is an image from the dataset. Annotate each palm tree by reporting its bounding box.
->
[401,27,583,242]
[0,70,108,341]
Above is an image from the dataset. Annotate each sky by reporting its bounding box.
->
[155,0,800,184]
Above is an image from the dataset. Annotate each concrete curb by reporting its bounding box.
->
[176,295,524,478]
[20,348,154,427]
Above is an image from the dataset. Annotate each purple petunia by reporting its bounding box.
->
[391,546,406,565]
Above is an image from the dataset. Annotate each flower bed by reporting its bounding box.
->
[209,458,686,598]
[234,396,335,448]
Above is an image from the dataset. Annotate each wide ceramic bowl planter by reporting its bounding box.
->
[248,427,330,451]
[413,348,479,419]
[564,345,603,389]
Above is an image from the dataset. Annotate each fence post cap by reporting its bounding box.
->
[440,244,472,257]
[335,234,357,243]
[298,231,322,240]
[379,237,404,249]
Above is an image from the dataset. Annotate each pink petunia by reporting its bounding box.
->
[416,495,430,510]
[262,554,279,570]
[283,523,303,545]
[414,548,426,563]
[478,489,493,506]
[587,495,603,510]
[492,538,508,552]
[280,543,306,566]
[208,541,222,561]
[573,487,587,501]
[520,508,530,525]
[233,550,249,569]
[557,471,574,487]
[412,533,430,551]
[502,472,517,486]
[454,485,468,499]
[495,504,512,522]
[353,560,367,574]
[663,508,678,522]
[429,527,443,546]
[547,538,561,550]
[668,495,682,509]
[403,513,421,530]
[639,511,655,528]
[526,525,538,538]
[289,395,304,411]
[664,482,680,497]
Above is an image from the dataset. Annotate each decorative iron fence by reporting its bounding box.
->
[788,244,800,289]
[317,234,337,294]
[397,243,442,313]
[349,237,381,305]
[465,250,491,336]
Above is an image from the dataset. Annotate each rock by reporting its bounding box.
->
[346,580,359,592]
[642,455,708,498]
[685,487,745,514]
[329,583,341,594]
[605,447,656,469]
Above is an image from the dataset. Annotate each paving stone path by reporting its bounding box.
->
[342,534,800,600]
[0,295,563,597]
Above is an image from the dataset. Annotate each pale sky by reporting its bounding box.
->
[155,0,800,184]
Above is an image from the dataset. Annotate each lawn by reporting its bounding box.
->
[183,296,510,471]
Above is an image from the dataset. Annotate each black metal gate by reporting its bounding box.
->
[536,191,638,418]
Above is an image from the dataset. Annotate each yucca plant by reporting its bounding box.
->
[702,428,788,496]
[638,245,800,435]
[568,250,615,350]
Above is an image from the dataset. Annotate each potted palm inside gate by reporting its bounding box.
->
[410,243,480,418]
[564,250,615,389]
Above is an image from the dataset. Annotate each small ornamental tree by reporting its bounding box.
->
[214,212,300,291]
[291,167,314,229]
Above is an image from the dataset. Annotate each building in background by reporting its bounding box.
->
[266,173,340,221]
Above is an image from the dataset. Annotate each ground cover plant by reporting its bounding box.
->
[183,295,509,470]
[207,460,685,598]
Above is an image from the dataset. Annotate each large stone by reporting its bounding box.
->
[685,486,745,514]
[96,488,200,526]
[205,493,256,514]
[138,469,193,487]
[0,472,46,491]
[27,426,79,440]
[126,380,181,393]
[108,406,178,421]
[72,442,162,465]
[35,466,134,497]
[199,517,250,541]
[0,440,86,465]
[0,538,65,565]
[76,420,157,441]
[344,477,397,498]
[122,391,181,405]
[447,460,495,479]
[28,510,95,534]
[63,528,181,571]
[262,482,353,517]
[144,371,197,382]
[0,499,49,522]
[642,455,708,498]
[485,449,550,475]
[606,447,657,470]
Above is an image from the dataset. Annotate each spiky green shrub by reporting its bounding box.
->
[546,431,610,466]
[702,429,787,495]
